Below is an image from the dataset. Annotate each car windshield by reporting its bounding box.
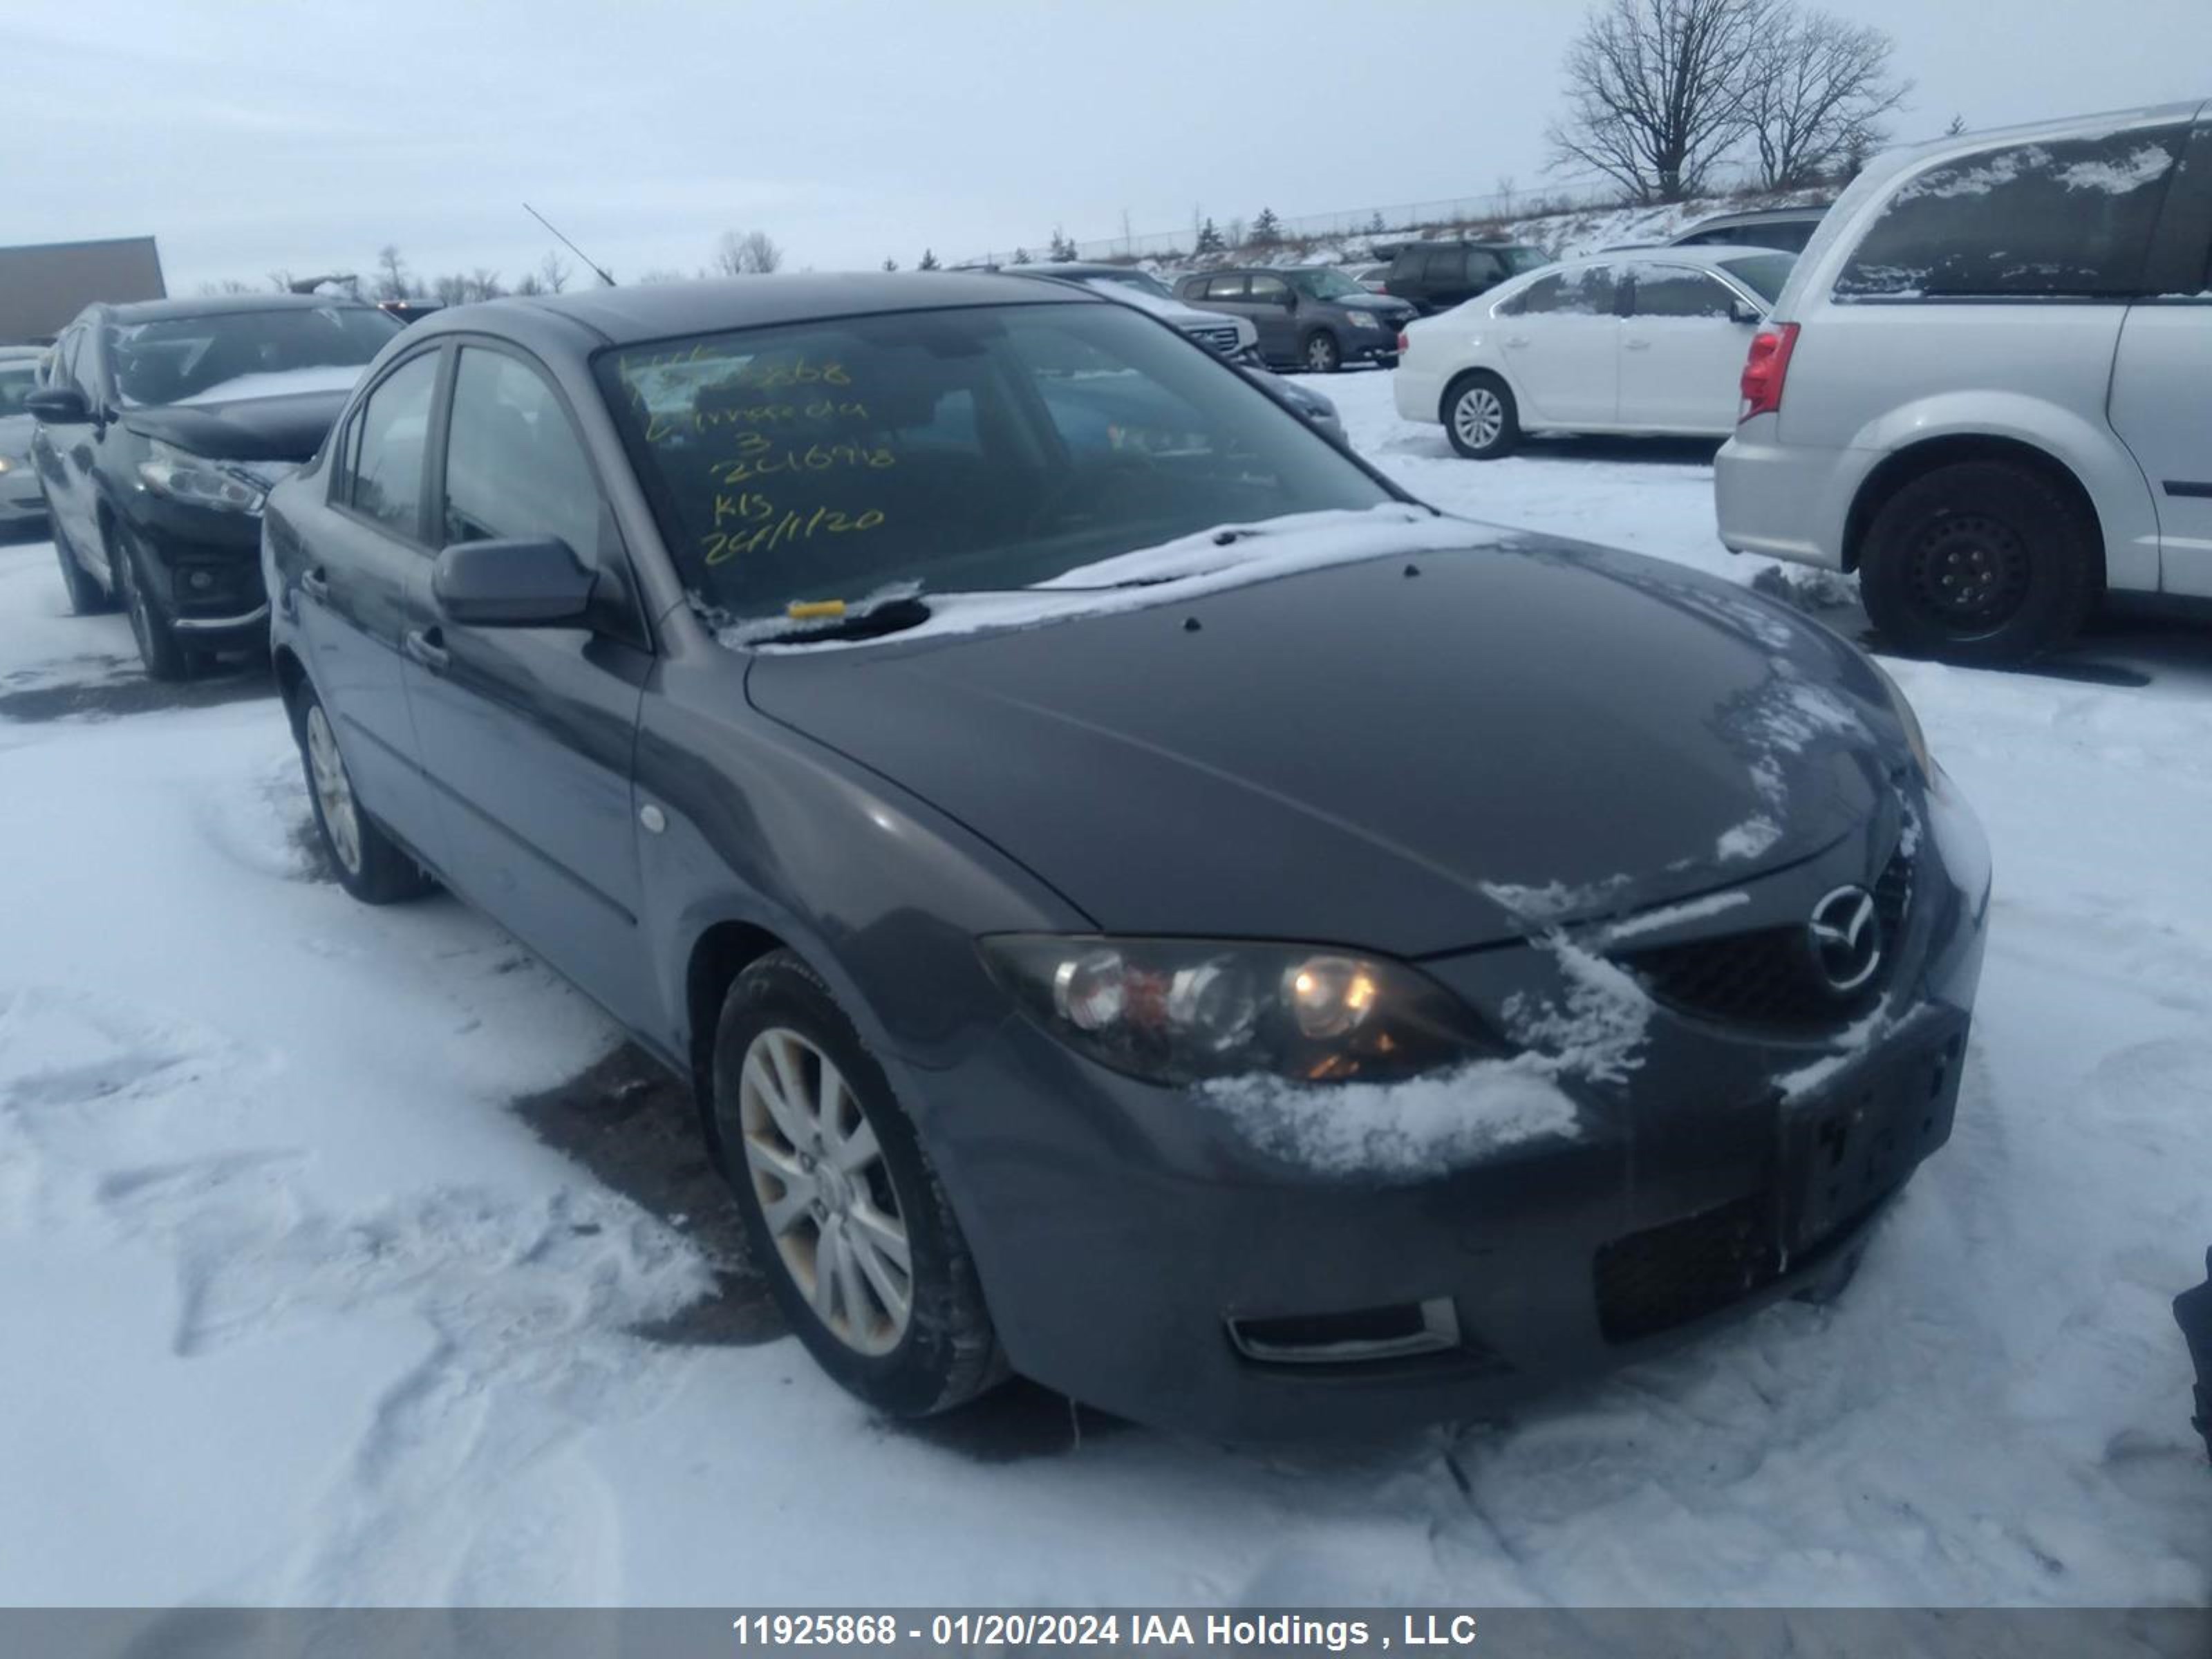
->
[107,306,401,407]
[598,301,1394,625]
[1717,251,1797,303]
[1289,269,1369,301]
[0,362,39,418]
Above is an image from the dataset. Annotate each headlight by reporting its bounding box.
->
[136,440,268,514]
[1346,310,1378,331]
[1869,658,1934,783]
[980,935,1505,1086]
[0,455,12,475]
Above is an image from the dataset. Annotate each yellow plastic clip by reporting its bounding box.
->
[785,599,847,621]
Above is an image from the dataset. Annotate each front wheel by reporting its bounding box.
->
[1302,330,1342,373]
[111,523,192,680]
[1443,373,1519,460]
[1858,461,2100,664]
[712,950,1005,1417]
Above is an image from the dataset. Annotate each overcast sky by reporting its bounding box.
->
[12,0,2209,295]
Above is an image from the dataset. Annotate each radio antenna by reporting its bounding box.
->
[524,203,617,288]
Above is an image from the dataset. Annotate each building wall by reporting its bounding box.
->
[0,238,167,343]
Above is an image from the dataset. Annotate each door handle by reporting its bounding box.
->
[403,626,450,673]
[1624,339,1653,351]
[1504,335,1530,349]
[299,568,330,603]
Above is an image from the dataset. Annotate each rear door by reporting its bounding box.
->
[32,328,104,570]
[2109,116,2212,598]
[1495,265,1621,427]
[406,341,656,1030]
[1618,261,1757,432]
[297,346,452,868]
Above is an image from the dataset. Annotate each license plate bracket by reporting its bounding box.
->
[1779,1025,1966,1253]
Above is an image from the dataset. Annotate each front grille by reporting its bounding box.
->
[1618,846,1913,1033]
[1594,1194,1777,1344]
[1185,324,1240,355]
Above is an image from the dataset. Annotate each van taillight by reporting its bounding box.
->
[1738,323,1799,422]
[1396,331,1409,355]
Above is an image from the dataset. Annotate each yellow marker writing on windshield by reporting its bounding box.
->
[787,599,847,621]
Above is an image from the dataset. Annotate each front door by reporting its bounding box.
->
[297,346,452,868]
[1617,261,1757,433]
[406,342,655,1030]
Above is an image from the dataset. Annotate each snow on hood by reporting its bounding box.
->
[712,505,1491,653]
[176,365,366,406]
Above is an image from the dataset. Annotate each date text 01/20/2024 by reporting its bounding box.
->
[728,1613,1485,1650]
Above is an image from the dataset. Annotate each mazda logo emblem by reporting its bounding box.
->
[1808,885,1883,995]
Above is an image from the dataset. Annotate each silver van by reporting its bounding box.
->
[1716,98,2211,662]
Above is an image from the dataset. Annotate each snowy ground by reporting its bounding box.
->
[1,382,2206,1609]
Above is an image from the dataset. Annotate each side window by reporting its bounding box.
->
[1420,247,1465,284]
[1203,274,1246,301]
[1248,274,1289,304]
[442,348,601,557]
[1629,265,1736,318]
[1499,268,1615,316]
[1465,250,1506,288]
[346,351,440,539]
[1837,124,2187,299]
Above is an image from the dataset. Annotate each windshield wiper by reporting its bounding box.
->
[758,595,932,646]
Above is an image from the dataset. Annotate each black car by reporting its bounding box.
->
[1172,267,1416,373]
[265,272,1989,1439]
[1382,240,1550,315]
[27,294,401,677]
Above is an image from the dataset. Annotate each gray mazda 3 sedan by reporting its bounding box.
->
[263,272,1990,1438]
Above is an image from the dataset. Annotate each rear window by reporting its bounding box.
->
[597,301,1391,624]
[1835,125,2186,299]
[1500,266,1617,316]
[1716,252,1796,303]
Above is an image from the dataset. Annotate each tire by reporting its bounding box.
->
[109,521,194,682]
[1858,461,2100,664]
[711,950,1006,1417]
[290,679,433,903]
[1302,330,1342,374]
[52,521,115,615]
[1443,372,1519,460]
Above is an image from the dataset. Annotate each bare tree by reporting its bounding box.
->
[712,228,785,275]
[1943,112,1966,137]
[431,273,469,306]
[1743,7,1909,189]
[196,279,256,296]
[1546,0,1771,203]
[373,245,412,302]
[538,250,571,292]
[265,269,296,293]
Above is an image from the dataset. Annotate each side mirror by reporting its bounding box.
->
[1730,299,1763,324]
[25,386,89,424]
[432,536,596,627]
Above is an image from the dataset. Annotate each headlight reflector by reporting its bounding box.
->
[984,935,1501,1085]
[136,440,269,514]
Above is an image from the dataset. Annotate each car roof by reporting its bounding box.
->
[89,292,385,325]
[1678,205,1830,230]
[993,263,1150,280]
[433,270,1098,347]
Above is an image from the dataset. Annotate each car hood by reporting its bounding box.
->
[746,533,1904,956]
[120,388,349,462]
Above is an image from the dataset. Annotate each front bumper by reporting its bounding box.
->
[126,497,272,646]
[919,779,1990,1439]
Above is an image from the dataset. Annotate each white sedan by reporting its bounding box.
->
[1393,247,1795,458]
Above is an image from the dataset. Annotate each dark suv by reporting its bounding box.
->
[28,295,400,677]
[1172,267,1416,373]
[1382,241,1550,315]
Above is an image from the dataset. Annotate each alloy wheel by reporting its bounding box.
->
[1453,386,1504,451]
[306,704,364,874]
[738,1025,913,1356]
